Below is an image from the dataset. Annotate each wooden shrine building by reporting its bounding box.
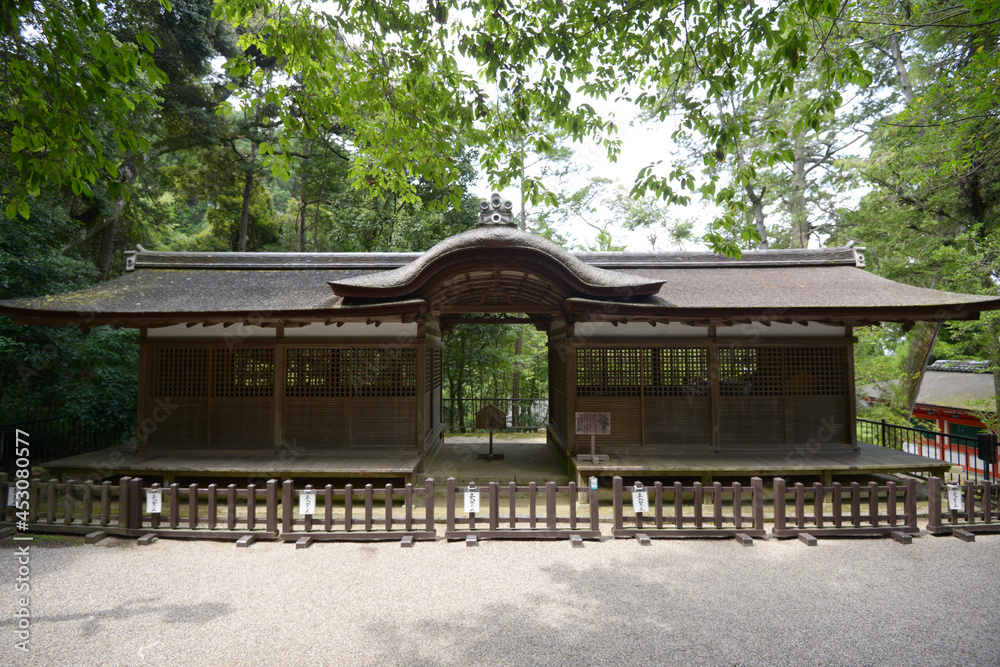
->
[3,194,999,485]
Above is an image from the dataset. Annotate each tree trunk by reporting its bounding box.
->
[97,199,127,281]
[297,157,308,252]
[97,152,148,280]
[747,183,768,249]
[789,136,809,248]
[511,329,522,426]
[237,143,257,253]
[733,148,769,249]
[887,33,915,105]
[298,201,308,252]
[896,320,940,415]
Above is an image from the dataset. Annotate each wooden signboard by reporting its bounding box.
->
[576,412,611,435]
[475,404,507,429]
[575,412,610,462]
[475,404,506,461]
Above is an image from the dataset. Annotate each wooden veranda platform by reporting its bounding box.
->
[572,442,952,486]
[39,446,422,485]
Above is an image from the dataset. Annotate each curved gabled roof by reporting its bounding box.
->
[326,226,665,299]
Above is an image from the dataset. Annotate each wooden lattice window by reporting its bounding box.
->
[784,346,846,396]
[285,349,348,398]
[211,348,274,398]
[645,348,709,397]
[576,348,647,397]
[719,346,846,397]
[719,347,783,397]
[151,348,209,397]
[349,348,416,397]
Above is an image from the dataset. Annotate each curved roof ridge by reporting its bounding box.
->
[327,226,664,298]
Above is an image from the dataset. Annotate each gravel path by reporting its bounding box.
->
[2,532,999,666]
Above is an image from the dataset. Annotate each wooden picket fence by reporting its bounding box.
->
[612,477,765,540]
[445,478,600,540]
[6,473,1000,547]
[126,478,279,541]
[0,474,433,545]
[926,476,1000,537]
[772,477,919,542]
[279,479,436,544]
[1,473,131,536]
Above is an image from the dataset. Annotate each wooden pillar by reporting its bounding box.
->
[707,339,720,453]
[415,322,427,453]
[274,335,286,452]
[136,333,150,449]
[845,329,859,451]
[566,325,577,455]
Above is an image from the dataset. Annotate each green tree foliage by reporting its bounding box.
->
[843,0,1000,421]
[1,0,170,219]
[209,0,876,255]
[0,185,137,425]
[203,179,280,250]
[443,322,548,430]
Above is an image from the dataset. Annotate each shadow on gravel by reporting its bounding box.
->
[0,598,233,634]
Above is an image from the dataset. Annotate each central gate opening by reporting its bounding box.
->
[421,315,569,483]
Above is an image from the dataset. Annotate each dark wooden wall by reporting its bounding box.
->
[568,337,854,455]
[140,340,419,450]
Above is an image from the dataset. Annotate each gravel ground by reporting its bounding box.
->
[1,531,999,666]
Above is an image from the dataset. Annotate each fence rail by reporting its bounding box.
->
[128,478,278,540]
[0,416,134,473]
[612,477,765,539]
[280,479,435,542]
[772,477,918,540]
[8,474,1000,546]
[1,474,130,535]
[858,418,989,482]
[927,476,1000,536]
[445,478,600,539]
[443,398,547,431]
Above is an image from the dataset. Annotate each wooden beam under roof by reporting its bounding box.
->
[439,315,551,326]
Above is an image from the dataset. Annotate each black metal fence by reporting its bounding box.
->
[857,418,989,482]
[442,398,547,432]
[0,416,134,473]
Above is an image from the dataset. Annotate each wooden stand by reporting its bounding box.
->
[576,434,608,463]
[477,427,505,461]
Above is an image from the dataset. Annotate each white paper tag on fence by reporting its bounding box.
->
[299,489,316,516]
[590,476,598,491]
[464,489,480,514]
[6,487,14,507]
[947,485,964,512]
[146,489,162,514]
[632,487,649,513]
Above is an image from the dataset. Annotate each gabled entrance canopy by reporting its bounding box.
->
[327,225,664,315]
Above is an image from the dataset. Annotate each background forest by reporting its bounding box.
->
[1,0,997,433]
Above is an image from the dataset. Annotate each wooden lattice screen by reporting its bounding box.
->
[151,348,209,397]
[548,340,568,445]
[282,347,416,448]
[718,346,847,447]
[148,345,418,450]
[285,348,346,397]
[576,347,710,447]
[148,347,274,449]
[575,345,848,450]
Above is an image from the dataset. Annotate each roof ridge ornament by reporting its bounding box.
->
[478,192,516,227]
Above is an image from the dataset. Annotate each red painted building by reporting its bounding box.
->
[910,360,995,475]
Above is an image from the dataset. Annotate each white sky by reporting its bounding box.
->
[481,112,699,252]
